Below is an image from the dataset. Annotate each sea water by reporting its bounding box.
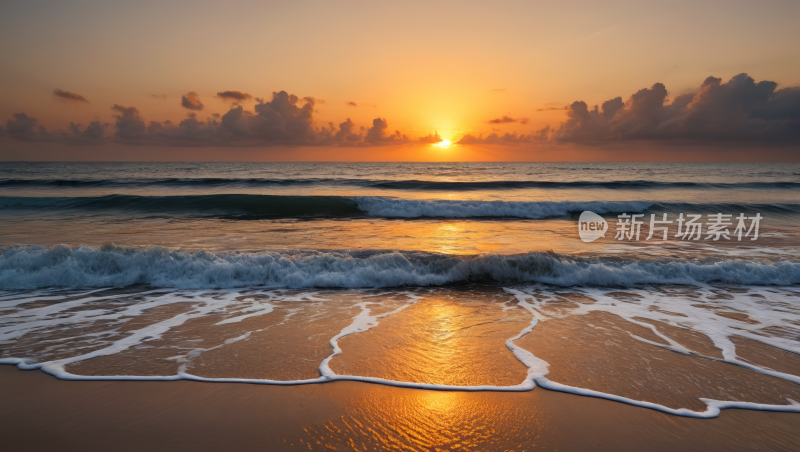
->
[1,162,800,417]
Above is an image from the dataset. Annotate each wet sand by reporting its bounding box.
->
[2,366,800,451]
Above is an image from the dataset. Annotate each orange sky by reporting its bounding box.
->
[1,1,799,161]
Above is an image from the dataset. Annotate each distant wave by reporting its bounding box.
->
[0,194,363,219]
[353,198,654,218]
[2,194,798,220]
[2,246,798,289]
[2,177,800,190]
[366,180,800,190]
[0,177,369,188]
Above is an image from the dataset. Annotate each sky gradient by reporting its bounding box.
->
[1,0,799,161]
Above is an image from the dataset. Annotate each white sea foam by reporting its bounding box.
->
[2,286,800,417]
[2,245,799,290]
[503,284,800,416]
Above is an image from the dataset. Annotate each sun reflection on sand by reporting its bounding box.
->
[298,383,551,451]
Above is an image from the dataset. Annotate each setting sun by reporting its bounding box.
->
[435,139,452,148]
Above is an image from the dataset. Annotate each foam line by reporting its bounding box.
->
[319,299,416,379]
[502,285,800,417]
[535,377,800,418]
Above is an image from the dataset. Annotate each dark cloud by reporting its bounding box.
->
[334,118,361,144]
[4,113,57,142]
[181,92,204,111]
[365,118,407,144]
[103,91,408,147]
[216,91,253,101]
[14,74,792,150]
[417,131,443,144]
[554,73,800,144]
[457,127,551,145]
[1,113,108,144]
[53,89,88,103]
[2,90,410,147]
[111,104,147,142]
[462,73,800,147]
[487,116,529,125]
[66,121,108,145]
[346,101,358,107]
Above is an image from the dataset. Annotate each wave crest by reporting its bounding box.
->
[354,198,654,218]
[2,245,798,289]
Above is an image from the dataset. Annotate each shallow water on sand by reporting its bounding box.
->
[2,284,800,417]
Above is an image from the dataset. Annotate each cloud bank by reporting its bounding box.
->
[3,74,798,148]
[553,73,800,144]
[3,112,107,144]
[464,73,800,145]
[100,91,408,147]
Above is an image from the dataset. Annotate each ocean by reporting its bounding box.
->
[1,161,800,418]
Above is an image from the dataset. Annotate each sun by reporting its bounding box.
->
[435,139,452,149]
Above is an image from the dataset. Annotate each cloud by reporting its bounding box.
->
[553,73,800,144]
[466,74,799,146]
[111,104,147,142]
[457,127,551,145]
[1,112,108,144]
[346,101,358,107]
[181,92,204,111]
[487,115,529,125]
[11,74,793,150]
[4,113,57,142]
[2,90,410,147]
[536,107,566,111]
[66,121,109,145]
[216,91,252,101]
[102,91,409,147]
[365,117,407,144]
[417,131,443,144]
[53,89,88,103]
[334,118,362,144]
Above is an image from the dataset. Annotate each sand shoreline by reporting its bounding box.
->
[2,365,800,451]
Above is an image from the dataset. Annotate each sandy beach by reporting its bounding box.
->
[2,366,800,451]
[0,366,800,451]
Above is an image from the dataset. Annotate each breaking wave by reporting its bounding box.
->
[2,245,799,289]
